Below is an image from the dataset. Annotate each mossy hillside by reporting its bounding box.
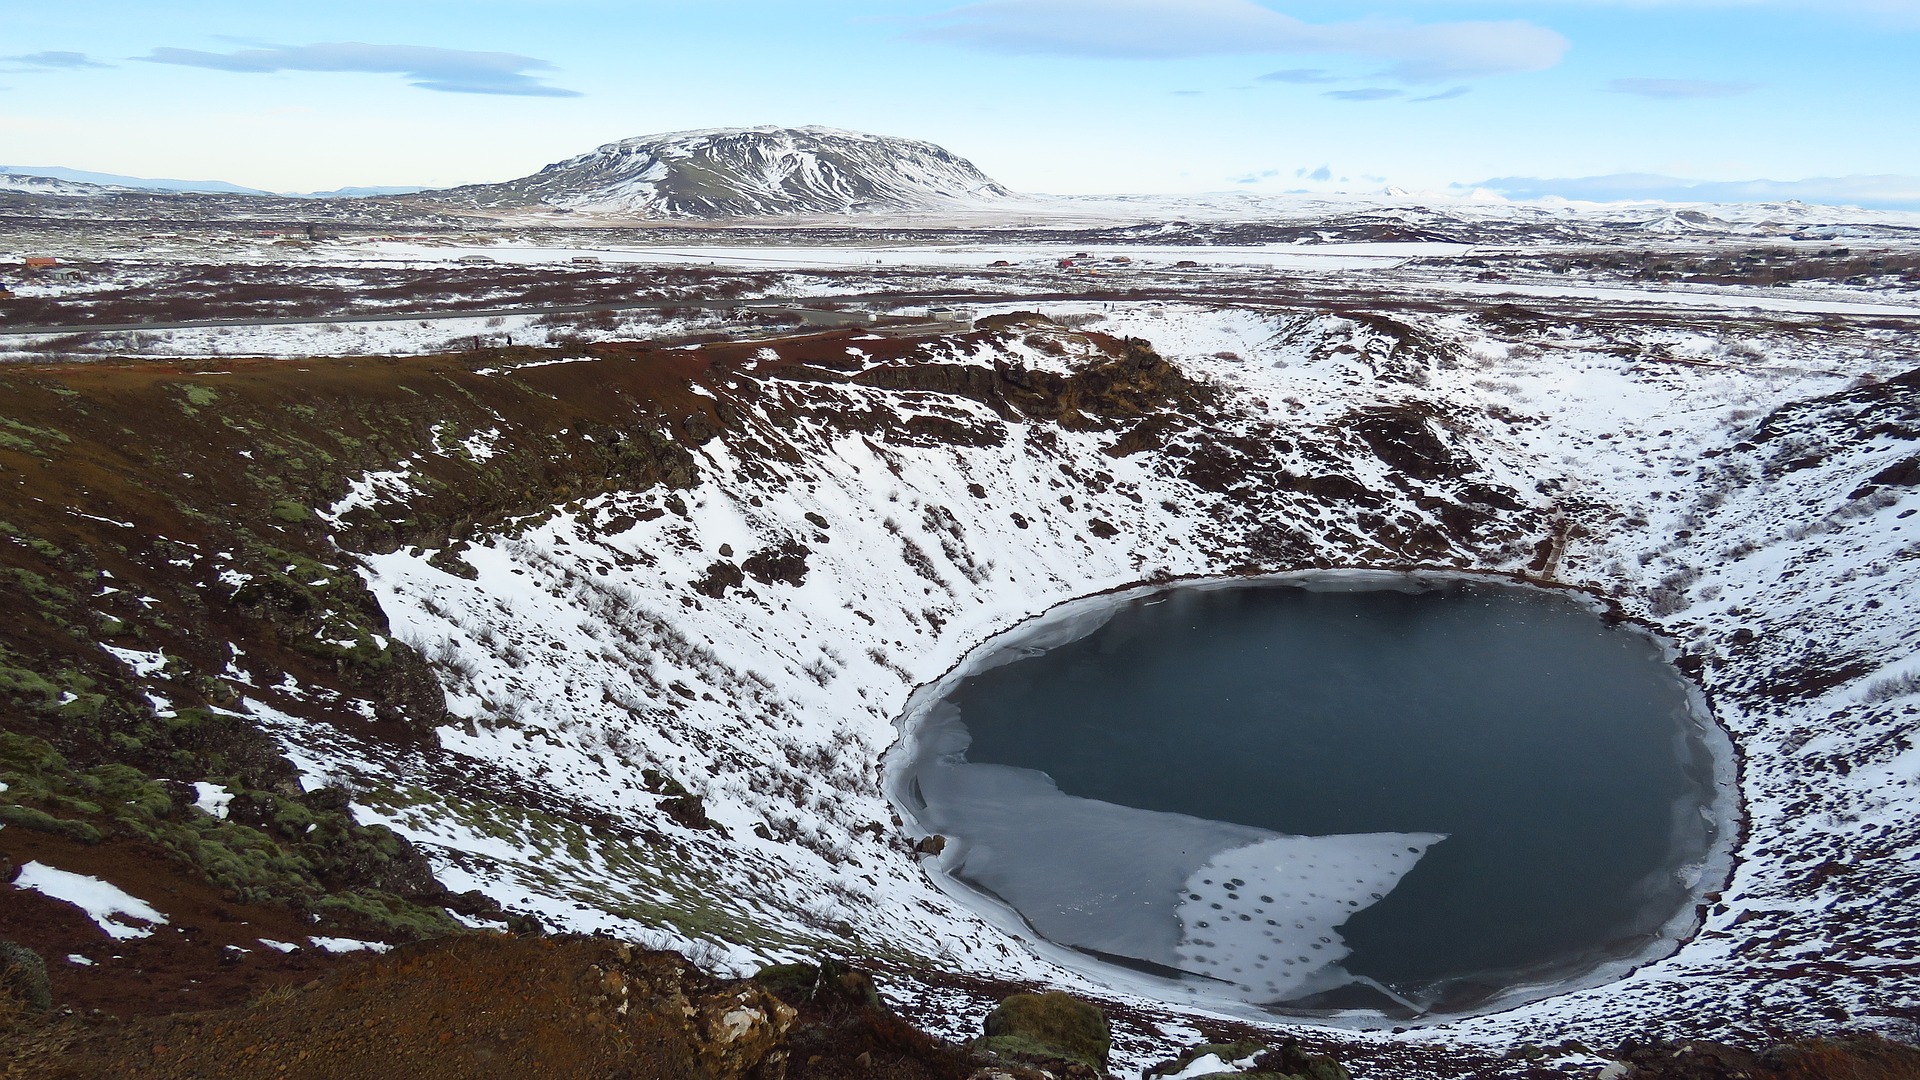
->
[358,782,912,961]
[0,732,456,940]
[0,348,717,941]
[0,327,1194,960]
[976,991,1112,1072]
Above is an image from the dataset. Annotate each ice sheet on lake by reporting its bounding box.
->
[914,758,1443,1003]
[1176,832,1444,1000]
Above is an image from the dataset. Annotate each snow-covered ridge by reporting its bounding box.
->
[431,125,1013,218]
[292,306,1918,1059]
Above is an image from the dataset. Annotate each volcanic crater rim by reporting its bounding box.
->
[883,567,1744,1028]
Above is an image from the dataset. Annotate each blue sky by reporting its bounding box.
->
[4,0,1917,204]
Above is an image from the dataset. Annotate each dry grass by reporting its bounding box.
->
[1768,1035,1920,1080]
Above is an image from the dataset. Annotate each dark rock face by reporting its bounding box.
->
[1345,406,1465,482]
[694,559,746,599]
[742,541,811,587]
[754,959,983,1080]
[853,336,1197,431]
[1146,1039,1353,1080]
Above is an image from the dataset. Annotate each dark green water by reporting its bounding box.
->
[937,578,1720,1007]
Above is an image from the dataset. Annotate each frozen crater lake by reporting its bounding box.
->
[890,574,1737,1020]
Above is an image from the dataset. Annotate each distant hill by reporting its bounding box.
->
[423,126,1013,217]
[0,165,275,197]
[0,167,425,200]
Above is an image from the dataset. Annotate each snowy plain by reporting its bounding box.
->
[8,210,1920,1074]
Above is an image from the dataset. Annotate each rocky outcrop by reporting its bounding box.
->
[0,936,797,1079]
[1145,1040,1351,1080]
[852,331,1201,431]
[973,992,1111,1076]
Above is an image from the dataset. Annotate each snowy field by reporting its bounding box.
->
[7,218,1920,1073]
[176,287,1911,1072]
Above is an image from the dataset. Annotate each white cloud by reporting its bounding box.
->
[1465,172,1920,210]
[140,42,581,97]
[0,51,112,72]
[1608,77,1758,98]
[912,0,1569,81]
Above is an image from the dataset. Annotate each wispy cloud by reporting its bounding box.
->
[1411,85,1471,102]
[1462,0,1919,21]
[1464,172,1920,210]
[911,0,1569,81]
[0,51,112,72]
[138,42,581,97]
[1301,165,1333,181]
[1325,87,1403,101]
[1608,77,1758,98]
[1258,67,1338,83]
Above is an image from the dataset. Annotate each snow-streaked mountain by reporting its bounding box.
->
[428,126,1014,218]
[0,165,275,197]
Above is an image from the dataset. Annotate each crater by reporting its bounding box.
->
[888,572,1738,1022]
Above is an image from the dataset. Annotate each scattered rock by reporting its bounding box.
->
[742,540,811,586]
[693,559,745,598]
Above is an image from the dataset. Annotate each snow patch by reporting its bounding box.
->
[13,863,168,940]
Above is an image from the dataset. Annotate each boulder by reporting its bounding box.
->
[0,941,51,1013]
[974,992,1110,1074]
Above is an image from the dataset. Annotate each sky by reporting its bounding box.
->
[4,0,1918,205]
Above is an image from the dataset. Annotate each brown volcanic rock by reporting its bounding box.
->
[0,935,796,1079]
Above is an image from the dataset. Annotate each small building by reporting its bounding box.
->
[989,259,1012,268]
[1058,259,1077,269]
[1110,255,1133,265]
[570,256,602,265]
[870,306,976,338]
[23,257,58,272]
[926,306,976,332]
[456,254,496,264]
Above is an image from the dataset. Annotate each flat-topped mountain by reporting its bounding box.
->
[427,125,1013,218]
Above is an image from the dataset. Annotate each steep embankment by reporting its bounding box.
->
[0,315,1539,1020]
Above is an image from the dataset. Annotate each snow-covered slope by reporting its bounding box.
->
[7,286,1919,1074]
[429,126,1012,217]
[0,171,119,198]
